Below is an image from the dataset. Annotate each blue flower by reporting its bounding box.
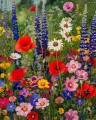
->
[6,103,16,112]
[0,80,5,87]
[76,98,84,106]
[18,95,25,103]
[14,82,23,90]
[29,93,39,106]
[62,90,73,100]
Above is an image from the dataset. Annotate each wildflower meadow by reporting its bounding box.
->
[0,0,96,120]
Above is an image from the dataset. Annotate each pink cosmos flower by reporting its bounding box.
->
[15,102,33,117]
[19,88,29,97]
[9,96,16,102]
[66,60,81,73]
[63,2,75,13]
[36,98,49,110]
[0,97,9,108]
[64,109,79,120]
[55,97,64,103]
[64,76,78,91]
[83,56,89,61]
[76,70,88,81]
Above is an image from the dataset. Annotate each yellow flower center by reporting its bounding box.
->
[41,82,45,86]
[57,99,61,103]
[10,106,12,108]
[34,100,36,102]
[31,115,35,119]
[72,64,76,69]
[22,107,27,112]
[33,80,37,84]
[67,93,70,96]
[69,115,73,119]
[14,56,16,58]
[65,18,68,21]
[40,102,45,106]
[69,83,73,87]
[53,42,58,47]
[11,97,14,101]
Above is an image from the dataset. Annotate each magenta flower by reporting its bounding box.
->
[64,76,78,91]
[63,2,75,13]
[15,102,33,117]
[76,70,88,81]
[36,98,49,109]
[30,76,42,87]
[19,88,29,97]
[66,54,75,60]
[65,109,79,120]
[66,60,81,73]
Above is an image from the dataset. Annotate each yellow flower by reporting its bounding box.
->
[29,49,32,53]
[77,49,81,52]
[76,26,81,31]
[0,27,3,30]
[84,50,89,54]
[1,73,5,78]
[53,117,57,120]
[72,36,78,42]
[77,30,80,34]
[58,108,64,114]
[2,110,7,115]
[2,29,6,33]
[93,68,96,74]
[85,38,89,43]
[4,116,10,120]
[0,62,10,69]
[84,65,87,70]
[76,35,81,40]
[0,87,4,93]
[38,79,49,89]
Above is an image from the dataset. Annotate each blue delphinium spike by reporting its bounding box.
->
[41,0,49,76]
[11,0,21,68]
[12,0,19,41]
[79,4,89,70]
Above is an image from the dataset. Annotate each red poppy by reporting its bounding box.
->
[15,36,36,52]
[0,57,7,61]
[9,68,25,82]
[30,7,36,12]
[49,60,67,75]
[8,58,14,62]
[77,83,96,98]
[53,52,61,56]
[70,48,75,54]
[28,111,38,120]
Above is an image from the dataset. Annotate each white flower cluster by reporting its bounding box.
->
[59,17,72,42]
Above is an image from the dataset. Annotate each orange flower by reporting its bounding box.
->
[15,36,36,52]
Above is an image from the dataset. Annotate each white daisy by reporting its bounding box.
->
[59,30,71,42]
[10,53,21,59]
[60,18,72,32]
[48,38,63,51]
[61,17,72,23]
